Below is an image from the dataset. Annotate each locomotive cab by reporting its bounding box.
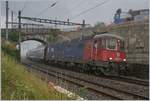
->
[92,34,126,63]
[87,33,127,76]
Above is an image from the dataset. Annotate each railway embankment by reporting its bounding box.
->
[1,41,71,100]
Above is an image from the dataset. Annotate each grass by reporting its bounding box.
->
[1,41,71,100]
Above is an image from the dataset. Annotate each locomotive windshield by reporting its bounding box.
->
[106,38,117,50]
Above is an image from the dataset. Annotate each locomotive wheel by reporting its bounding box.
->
[92,66,104,76]
[102,63,120,76]
[94,68,104,76]
[98,67,110,76]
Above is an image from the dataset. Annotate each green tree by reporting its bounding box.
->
[8,31,19,42]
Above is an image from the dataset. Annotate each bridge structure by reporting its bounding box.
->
[16,11,89,44]
[20,27,55,44]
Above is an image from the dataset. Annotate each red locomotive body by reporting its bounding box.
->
[84,34,127,75]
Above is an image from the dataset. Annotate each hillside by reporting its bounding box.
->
[1,41,70,100]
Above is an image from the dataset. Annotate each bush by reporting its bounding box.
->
[8,32,19,42]
[48,29,60,42]
[1,41,19,60]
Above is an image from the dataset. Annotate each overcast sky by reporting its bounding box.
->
[0,0,149,28]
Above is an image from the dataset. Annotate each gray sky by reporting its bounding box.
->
[0,0,149,28]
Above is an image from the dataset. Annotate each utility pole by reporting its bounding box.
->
[55,17,57,28]
[11,10,13,29]
[6,1,9,40]
[82,19,85,28]
[18,10,21,61]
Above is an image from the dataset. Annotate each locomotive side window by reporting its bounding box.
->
[107,38,117,50]
[101,39,106,48]
[97,39,101,48]
[93,40,98,48]
[120,40,125,50]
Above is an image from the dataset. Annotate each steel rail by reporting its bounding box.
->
[24,62,149,100]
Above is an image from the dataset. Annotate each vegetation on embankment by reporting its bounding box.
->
[48,29,60,42]
[1,41,70,100]
[2,40,19,60]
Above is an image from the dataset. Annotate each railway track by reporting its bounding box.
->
[105,75,149,86]
[24,61,149,100]
[46,61,149,87]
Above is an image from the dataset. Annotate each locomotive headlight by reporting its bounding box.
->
[123,59,126,61]
[109,57,112,60]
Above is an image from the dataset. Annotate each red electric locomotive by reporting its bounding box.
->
[84,33,127,75]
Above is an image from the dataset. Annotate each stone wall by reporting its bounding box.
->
[95,21,149,65]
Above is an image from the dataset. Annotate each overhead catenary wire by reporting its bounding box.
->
[20,0,28,12]
[63,0,86,18]
[35,1,58,17]
[69,0,86,12]
[70,0,110,20]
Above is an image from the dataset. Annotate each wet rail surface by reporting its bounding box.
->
[22,59,149,100]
